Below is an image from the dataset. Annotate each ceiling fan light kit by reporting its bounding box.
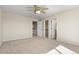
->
[35,10,41,14]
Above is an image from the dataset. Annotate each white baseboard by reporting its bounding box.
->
[3,37,32,42]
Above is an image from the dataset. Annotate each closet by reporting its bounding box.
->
[0,8,2,46]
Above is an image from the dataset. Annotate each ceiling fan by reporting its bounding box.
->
[26,5,48,14]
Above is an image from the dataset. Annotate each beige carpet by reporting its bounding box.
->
[0,37,79,54]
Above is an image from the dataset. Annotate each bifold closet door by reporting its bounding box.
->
[0,9,2,46]
[48,20,56,39]
[37,21,43,37]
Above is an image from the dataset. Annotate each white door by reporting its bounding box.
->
[37,21,43,37]
[0,9,2,46]
[48,19,56,39]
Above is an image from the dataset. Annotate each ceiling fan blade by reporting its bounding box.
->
[34,5,38,10]
[34,5,36,7]
[41,8,48,10]
[40,10,46,13]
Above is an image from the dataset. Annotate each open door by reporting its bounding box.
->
[45,20,48,38]
[32,21,37,37]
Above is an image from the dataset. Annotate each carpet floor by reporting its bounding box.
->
[0,37,79,54]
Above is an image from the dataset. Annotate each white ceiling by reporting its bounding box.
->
[0,5,79,19]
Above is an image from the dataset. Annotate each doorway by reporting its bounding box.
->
[45,20,48,38]
[32,21,37,37]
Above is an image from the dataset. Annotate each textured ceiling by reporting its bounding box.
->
[0,5,79,19]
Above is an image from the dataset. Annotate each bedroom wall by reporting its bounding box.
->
[0,8,2,46]
[3,12,34,41]
[55,8,79,45]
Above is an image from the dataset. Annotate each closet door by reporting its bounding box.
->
[0,9,2,46]
[37,21,43,37]
[48,19,56,39]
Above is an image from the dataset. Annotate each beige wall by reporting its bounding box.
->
[3,12,34,41]
[55,8,79,45]
[0,8,2,46]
